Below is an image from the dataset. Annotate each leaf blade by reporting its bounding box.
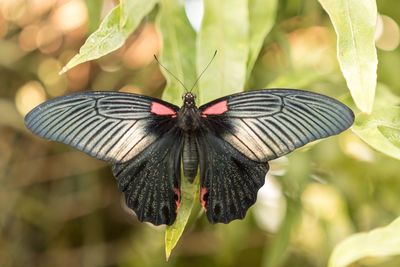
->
[156,0,197,106]
[318,0,378,113]
[247,0,278,78]
[165,175,199,261]
[328,216,400,267]
[60,0,158,74]
[351,84,400,159]
[196,0,249,104]
[352,106,400,160]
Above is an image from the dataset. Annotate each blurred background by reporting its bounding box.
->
[1,0,400,266]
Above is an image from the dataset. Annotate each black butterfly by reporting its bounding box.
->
[24,89,354,225]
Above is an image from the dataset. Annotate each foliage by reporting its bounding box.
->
[318,0,378,114]
[1,0,400,266]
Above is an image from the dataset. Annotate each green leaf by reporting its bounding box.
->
[60,0,158,74]
[157,0,199,258]
[352,84,400,159]
[156,0,197,106]
[328,216,400,267]
[247,0,278,78]
[196,0,249,104]
[267,70,326,89]
[165,175,199,261]
[120,0,158,31]
[85,0,103,33]
[262,153,310,267]
[318,0,378,114]
[352,106,400,160]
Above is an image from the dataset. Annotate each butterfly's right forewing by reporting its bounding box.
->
[25,91,182,226]
[200,89,354,162]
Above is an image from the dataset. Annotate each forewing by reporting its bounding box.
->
[197,131,268,224]
[112,129,183,226]
[24,91,179,163]
[199,89,354,162]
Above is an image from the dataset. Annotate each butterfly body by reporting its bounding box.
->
[25,89,354,226]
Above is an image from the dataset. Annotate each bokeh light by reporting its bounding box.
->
[36,24,63,53]
[254,176,286,232]
[52,0,88,32]
[18,24,39,51]
[15,81,46,116]
[123,23,161,69]
[375,14,400,51]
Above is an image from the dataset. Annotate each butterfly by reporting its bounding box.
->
[24,88,354,225]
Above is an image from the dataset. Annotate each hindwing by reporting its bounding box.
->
[197,131,268,223]
[112,129,183,226]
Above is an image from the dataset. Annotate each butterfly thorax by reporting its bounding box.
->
[177,92,201,132]
[179,92,201,181]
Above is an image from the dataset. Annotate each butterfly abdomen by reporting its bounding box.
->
[182,133,198,182]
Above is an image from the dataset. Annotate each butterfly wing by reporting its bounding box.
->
[197,131,268,223]
[112,129,183,225]
[25,91,182,225]
[200,89,354,162]
[198,88,354,223]
[24,91,179,163]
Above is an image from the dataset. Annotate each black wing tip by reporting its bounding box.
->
[206,208,250,224]
[271,87,356,131]
[134,208,177,226]
[205,191,259,224]
[24,105,43,133]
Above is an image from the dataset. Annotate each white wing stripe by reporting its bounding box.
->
[24,92,179,163]
[201,89,354,161]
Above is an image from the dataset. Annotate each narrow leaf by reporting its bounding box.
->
[262,154,310,267]
[156,0,197,106]
[318,0,378,113]
[60,0,158,74]
[352,106,400,160]
[157,0,199,258]
[247,0,278,78]
[196,0,249,104]
[165,175,199,261]
[328,216,400,267]
[120,0,158,31]
[85,0,103,33]
[351,84,400,159]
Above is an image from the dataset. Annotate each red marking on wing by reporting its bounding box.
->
[151,102,176,117]
[200,187,208,211]
[201,100,228,117]
[174,188,181,211]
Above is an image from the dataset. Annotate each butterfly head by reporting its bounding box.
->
[182,92,197,108]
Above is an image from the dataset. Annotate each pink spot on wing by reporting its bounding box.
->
[174,188,181,211]
[201,100,228,117]
[200,187,208,211]
[151,102,176,117]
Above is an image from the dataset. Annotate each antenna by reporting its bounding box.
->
[153,55,189,92]
[189,50,217,92]
[153,50,218,93]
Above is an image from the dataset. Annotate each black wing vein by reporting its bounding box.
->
[200,89,354,161]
